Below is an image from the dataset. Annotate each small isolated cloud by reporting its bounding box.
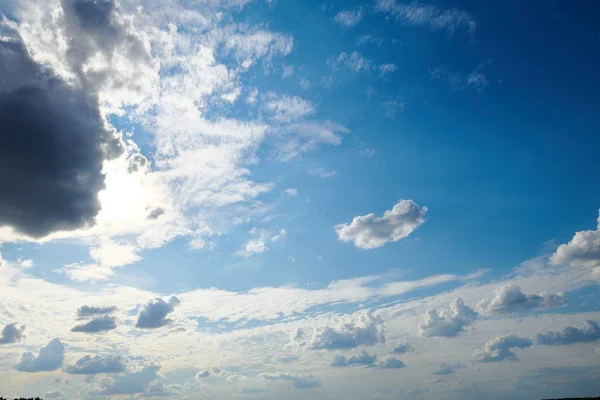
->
[283,188,298,196]
[433,362,464,375]
[376,355,406,369]
[336,200,427,249]
[276,121,348,161]
[391,341,413,354]
[272,229,287,242]
[14,338,65,372]
[44,391,64,399]
[309,167,337,178]
[550,211,600,274]
[478,284,564,314]
[261,372,321,389]
[65,355,125,374]
[90,365,161,395]
[0,322,25,344]
[379,63,398,77]
[236,239,269,258]
[294,312,384,350]
[334,9,363,27]
[358,148,376,158]
[71,315,117,333]
[332,51,372,73]
[467,71,488,92]
[77,305,117,318]
[473,335,532,362]
[136,296,180,329]
[535,320,600,346]
[196,366,245,381]
[418,298,478,338]
[375,0,477,35]
[18,258,33,268]
[331,350,377,367]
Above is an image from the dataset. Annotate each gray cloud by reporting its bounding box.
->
[390,341,413,354]
[196,366,244,381]
[295,312,385,350]
[433,362,464,375]
[261,372,321,389]
[0,322,25,344]
[90,365,161,395]
[473,335,532,362]
[376,355,406,369]
[77,305,117,318]
[136,296,180,329]
[0,31,122,238]
[479,284,564,314]
[336,200,427,249]
[14,338,65,372]
[418,298,478,337]
[331,350,376,367]
[72,315,117,333]
[44,390,65,399]
[65,354,125,374]
[536,320,600,346]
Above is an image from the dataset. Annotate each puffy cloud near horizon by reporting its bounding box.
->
[261,371,321,389]
[71,315,117,333]
[473,335,533,362]
[376,355,406,369]
[65,354,125,374]
[550,211,600,275]
[14,338,65,372]
[418,298,477,337]
[432,362,464,375]
[76,305,117,317]
[90,365,161,395]
[0,322,25,344]
[390,341,414,354]
[478,284,564,313]
[294,312,385,350]
[535,320,600,346]
[331,350,377,367]
[336,200,427,249]
[136,296,180,329]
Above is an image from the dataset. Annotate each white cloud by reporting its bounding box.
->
[376,355,406,369]
[272,229,287,241]
[309,167,337,178]
[90,365,162,395]
[17,258,33,268]
[390,341,413,354]
[261,372,321,389]
[375,0,477,35]
[473,335,532,362]
[334,9,363,27]
[14,338,65,372]
[333,51,372,73]
[283,188,298,196]
[382,100,407,116]
[550,210,600,275]
[275,121,349,161]
[535,320,600,345]
[60,263,115,282]
[289,256,296,263]
[358,148,377,158]
[89,237,141,268]
[467,71,488,92]
[65,355,125,374]
[331,350,377,367]
[418,298,478,337]
[281,65,294,78]
[379,63,398,77]
[196,366,245,381]
[478,284,564,314]
[262,93,315,123]
[336,199,427,249]
[237,239,269,257]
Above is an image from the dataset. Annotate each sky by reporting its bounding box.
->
[0,0,599,399]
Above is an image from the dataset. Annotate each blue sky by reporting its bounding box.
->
[0,0,600,399]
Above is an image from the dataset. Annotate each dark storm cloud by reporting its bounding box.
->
[14,338,65,372]
[0,31,122,238]
[65,354,125,374]
[76,305,117,318]
[72,315,117,333]
[136,296,180,329]
[0,322,25,344]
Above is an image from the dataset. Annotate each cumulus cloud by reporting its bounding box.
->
[375,0,477,35]
[535,320,600,346]
[44,391,64,399]
[76,305,117,317]
[196,366,245,381]
[236,239,269,257]
[376,355,406,369]
[331,350,377,367]
[14,338,65,372]
[418,298,478,338]
[433,362,464,375]
[261,372,321,389]
[473,335,532,362]
[89,237,141,268]
[136,296,180,329]
[65,354,125,374]
[294,312,385,350]
[71,315,117,333]
[336,200,427,249]
[0,322,25,344]
[90,365,161,395]
[550,211,600,275]
[0,31,122,238]
[390,341,414,354]
[478,284,564,313]
[334,9,363,27]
